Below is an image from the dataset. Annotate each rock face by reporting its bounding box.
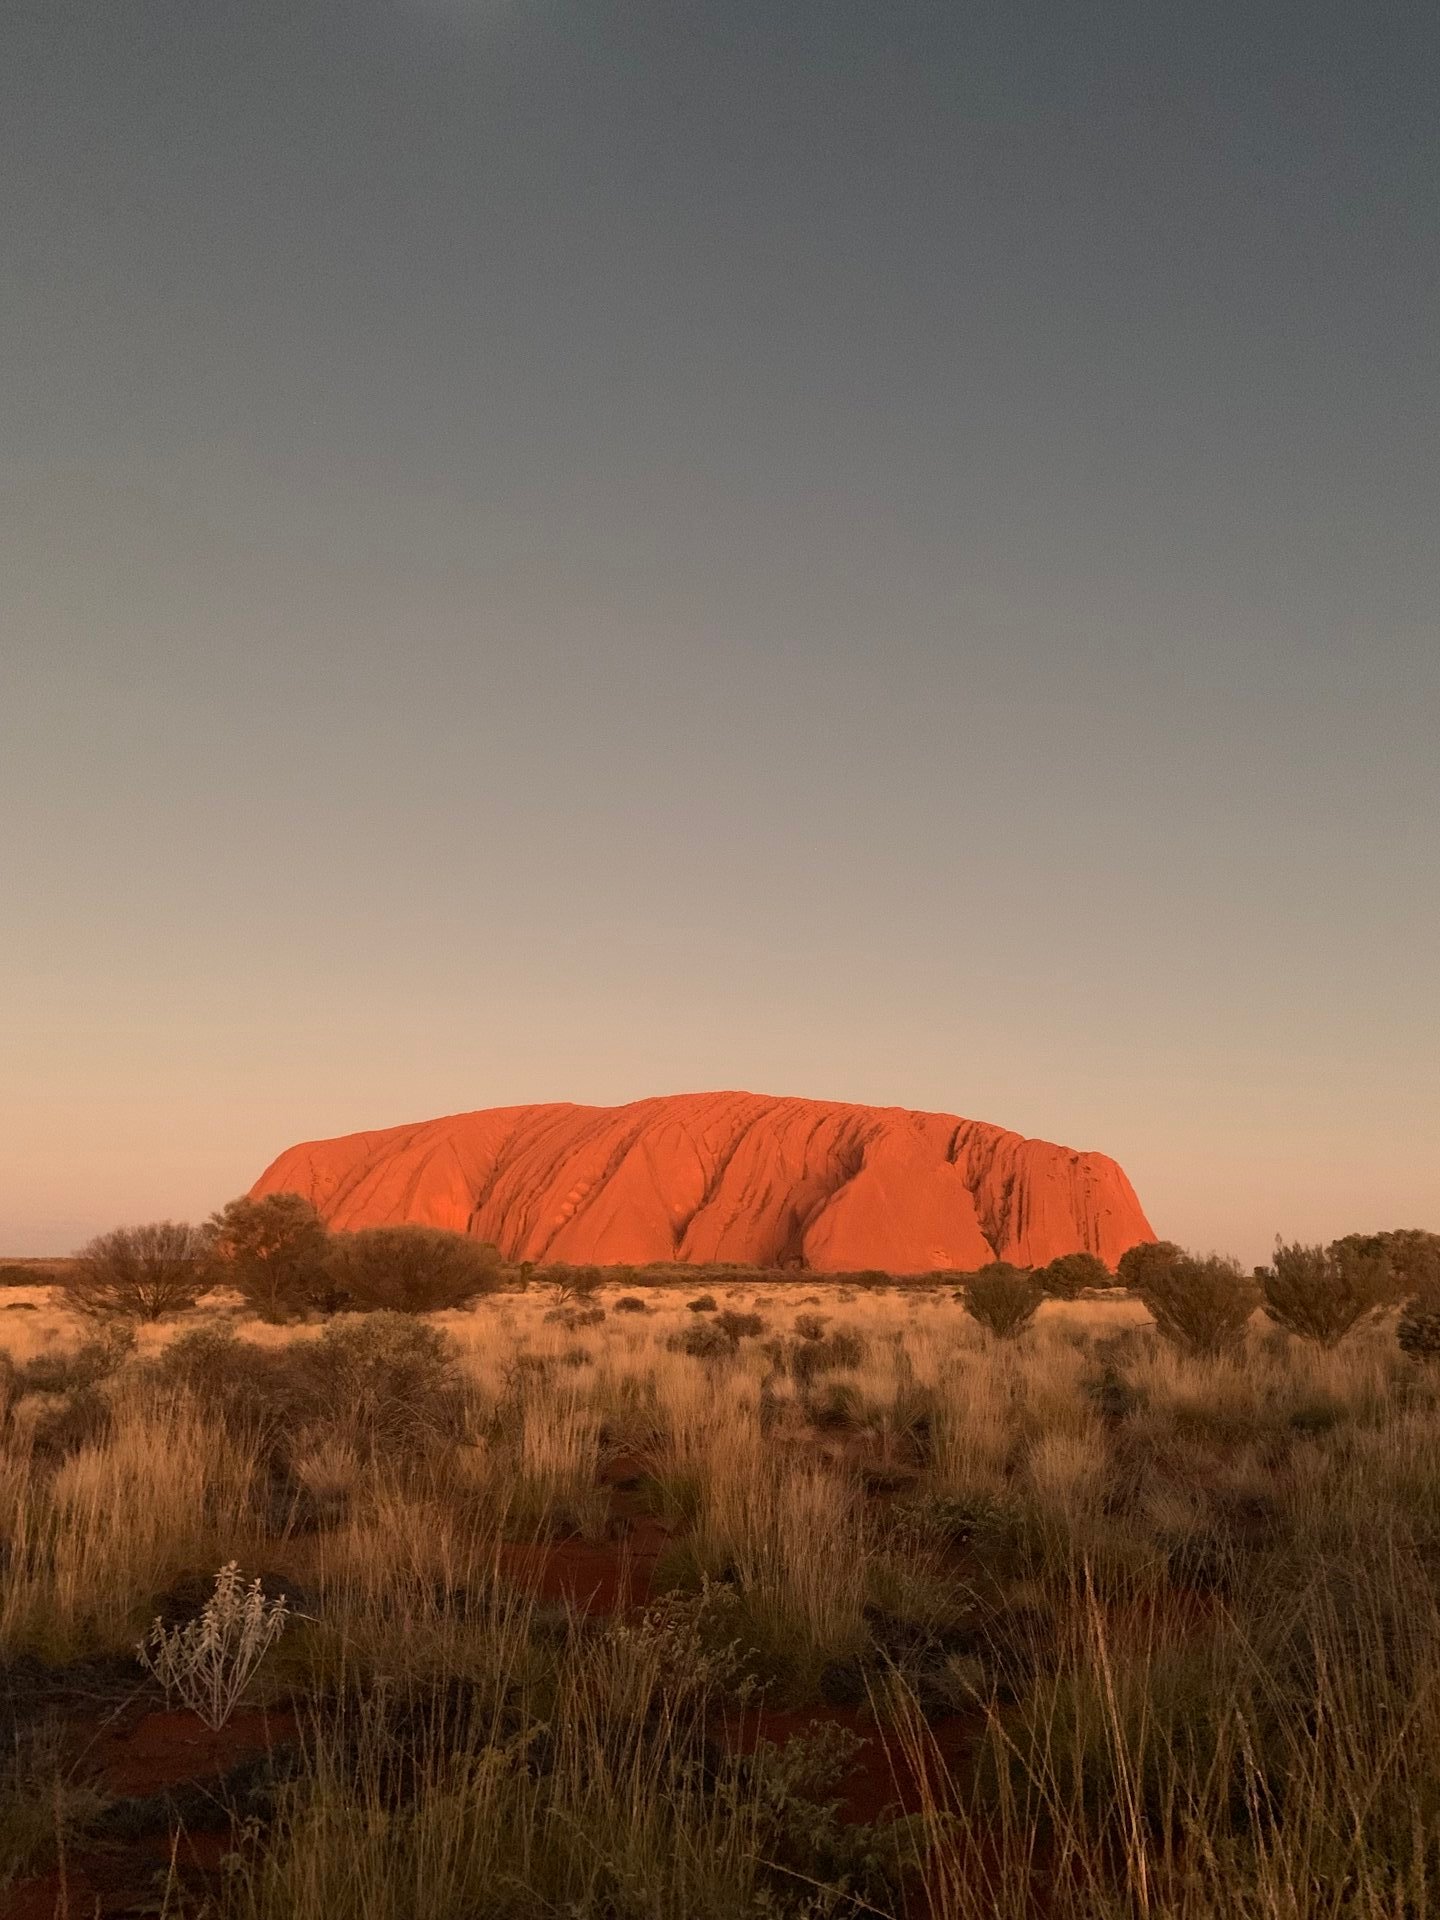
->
[251,1091,1154,1273]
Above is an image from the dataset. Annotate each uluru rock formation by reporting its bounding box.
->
[251,1092,1154,1272]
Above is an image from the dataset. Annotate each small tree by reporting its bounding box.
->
[1036,1251,1113,1300]
[547,1265,604,1306]
[207,1192,331,1322]
[963,1263,1043,1340]
[1331,1229,1440,1307]
[1261,1239,1390,1348]
[65,1222,208,1320]
[1116,1240,1183,1294]
[1138,1252,1257,1357]
[324,1226,502,1314]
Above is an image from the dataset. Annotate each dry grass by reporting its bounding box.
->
[1,1277,1438,1914]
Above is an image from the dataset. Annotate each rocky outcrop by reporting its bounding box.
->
[250,1091,1154,1272]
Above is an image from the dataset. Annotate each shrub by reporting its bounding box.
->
[790,1328,867,1385]
[207,1191,332,1321]
[612,1295,648,1314]
[544,1304,606,1329]
[962,1264,1043,1340]
[546,1265,604,1305]
[323,1226,502,1314]
[1261,1240,1390,1348]
[298,1314,467,1455]
[687,1295,718,1313]
[137,1562,290,1729]
[1331,1229,1440,1306]
[671,1321,737,1361]
[793,1312,828,1341]
[15,1325,135,1396]
[1397,1294,1440,1362]
[1139,1252,1258,1357]
[716,1310,765,1341]
[1035,1251,1113,1300]
[63,1222,209,1320]
[149,1325,300,1441]
[1115,1239,1184,1294]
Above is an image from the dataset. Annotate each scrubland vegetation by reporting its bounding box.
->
[1,1214,1439,1915]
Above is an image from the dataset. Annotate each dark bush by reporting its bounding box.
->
[544,1304,606,1329]
[298,1314,469,1455]
[793,1312,828,1341]
[20,1388,114,1464]
[612,1295,648,1314]
[962,1264,1043,1340]
[1260,1240,1390,1348]
[686,1295,718,1313]
[1115,1240,1184,1294]
[15,1325,135,1396]
[63,1222,209,1320]
[1330,1229,1440,1307]
[544,1265,604,1305]
[207,1191,332,1321]
[155,1315,468,1457]
[324,1226,502,1314]
[1139,1252,1258,1357]
[1035,1252,1113,1300]
[1397,1295,1440,1362]
[716,1310,765,1341]
[670,1321,738,1361]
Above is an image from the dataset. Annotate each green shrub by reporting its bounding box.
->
[686,1295,718,1313]
[15,1325,135,1396]
[1397,1295,1440,1361]
[1115,1239,1183,1294]
[1331,1229,1440,1304]
[207,1191,332,1321]
[962,1264,1042,1339]
[324,1226,502,1314]
[670,1321,737,1361]
[612,1295,648,1314]
[1261,1240,1390,1347]
[296,1314,468,1456]
[62,1222,208,1320]
[1035,1251,1113,1299]
[716,1310,765,1341]
[1139,1252,1257,1357]
[544,1265,604,1305]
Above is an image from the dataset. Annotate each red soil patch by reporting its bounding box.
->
[75,1705,299,1797]
[7,1866,102,1920]
[497,1521,669,1614]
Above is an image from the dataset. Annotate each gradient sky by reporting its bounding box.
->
[3,0,1437,1261]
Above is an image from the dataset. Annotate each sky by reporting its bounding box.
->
[2,0,1437,1262]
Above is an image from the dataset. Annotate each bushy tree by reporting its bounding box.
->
[1036,1251,1113,1300]
[962,1263,1043,1340]
[544,1265,604,1306]
[1115,1240,1183,1294]
[207,1192,332,1322]
[1331,1229,1440,1307]
[1397,1295,1440,1362]
[324,1226,502,1314]
[1260,1239,1390,1348]
[1138,1252,1257,1357]
[64,1222,209,1320]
